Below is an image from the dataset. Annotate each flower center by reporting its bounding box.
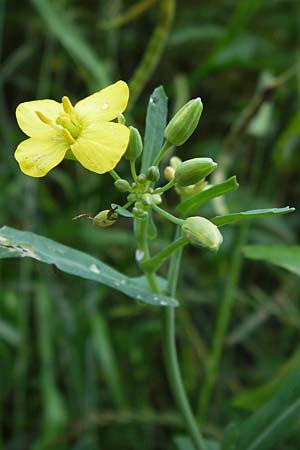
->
[56,96,82,139]
[35,96,82,145]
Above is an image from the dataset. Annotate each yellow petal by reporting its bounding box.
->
[75,81,129,123]
[16,99,62,137]
[71,122,130,174]
[15,132,69,177]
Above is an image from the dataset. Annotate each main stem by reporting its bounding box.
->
[162,226,208,450]
[136,217,207,450]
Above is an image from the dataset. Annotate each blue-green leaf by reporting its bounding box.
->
[176,176,239,216]
[0,227,177,307]
[141,86,168,172]
[243,245,300,276]
[211,207,295,227]
[111,203,134,218]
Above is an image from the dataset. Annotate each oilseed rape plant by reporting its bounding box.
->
[2,81,294,450]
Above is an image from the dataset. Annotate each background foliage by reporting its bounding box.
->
[0,0,299,449]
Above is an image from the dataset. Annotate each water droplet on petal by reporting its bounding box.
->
[101,102,109,110]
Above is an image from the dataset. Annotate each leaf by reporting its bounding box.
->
[31,0,109,88]
[90,313,126,408]
[233,350,300,410]
[176,176,239,216]
[243,245,300,276]
[168,25,224,47]
[235,369,300,450]
[141,86,168,172]
[273,112,300,171]
[100,0,157,29]
[221,423,238,450]
[211,207,295,227]
[173,435,221,450]
[111,203,134,218]
[0,227,177,307]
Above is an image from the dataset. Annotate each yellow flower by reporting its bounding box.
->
[15,80,130,177]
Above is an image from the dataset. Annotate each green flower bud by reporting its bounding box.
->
[146,166,160,182]
[137,174,147,184]
[125,126,143,161]
[175,157,217,187]
[182,216,223,252]
[117,113,126,124]
[164,166,175,181]
[133,207,148,218]
[164,98,203,146]
[93,209,118,228]
[127,193,137,202]
[170,156,182,168]
[141,194,153,205]
[114,179,131,192]
[152,194,162,205]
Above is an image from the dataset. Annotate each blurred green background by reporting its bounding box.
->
[0,0,299,449]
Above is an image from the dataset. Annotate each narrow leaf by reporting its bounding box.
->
[235,369,300,450]
[211,207,295,227]
[111,203,134,218]
[31,0,109,87]
[174,435,221,450]
[141,86,168,172]
[243,245,300,276]
[0,227,177,307]
[176,176,239,216]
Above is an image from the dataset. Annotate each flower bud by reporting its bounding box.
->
[146,166,160,182]
[175,158,217,187]
[117,113,126,124]
[164,166,175,181]
[170,156,182,168]
[133,207,148,218]
[164,98,203,146]
[125,126,143,161]
[141,194,153,205]
[137,174,147,184]
[114,179,131,192]
[182,216,223,252]
[93,209,118,228]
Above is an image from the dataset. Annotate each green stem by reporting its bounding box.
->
[154,178,176,194]
[130,160,138,183]
[162,226,208,450]
[135,220,207,450]
[109,169,121,181]
[141,236,188,272]
[152,140,172,166]
[197,224,248,421]
[151,202,184,226]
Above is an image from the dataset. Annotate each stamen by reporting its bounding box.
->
[62,96,73,114]
[35,111,52,125]
[61,128,75,145]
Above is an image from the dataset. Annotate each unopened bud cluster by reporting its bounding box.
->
[87,94,224,253]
